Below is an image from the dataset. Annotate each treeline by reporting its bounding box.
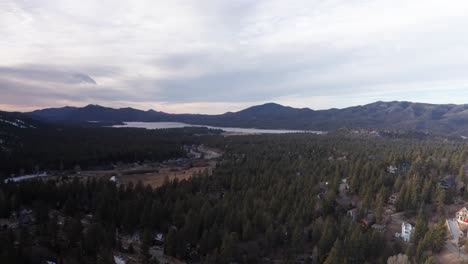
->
[0,133,465,263]
[0,126,220,177]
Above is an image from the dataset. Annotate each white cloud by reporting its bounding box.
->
[1,0,468,113]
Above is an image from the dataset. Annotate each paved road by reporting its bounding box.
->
[448,219,462,244]
[445,241,468,260]
[443,219,468,261]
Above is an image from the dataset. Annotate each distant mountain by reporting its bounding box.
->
[28,104,171,122]
[25,101,468,135]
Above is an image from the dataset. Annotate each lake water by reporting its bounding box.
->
[112,122,325,134]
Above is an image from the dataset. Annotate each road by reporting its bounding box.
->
[445,241,468,260]
[444,219,468,261]
[447,219,462,244]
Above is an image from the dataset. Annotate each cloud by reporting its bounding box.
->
[0,66,97,85]
[2,0,468,113]
[72,73,96,84]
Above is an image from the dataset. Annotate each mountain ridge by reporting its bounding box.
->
[21,101,468,135]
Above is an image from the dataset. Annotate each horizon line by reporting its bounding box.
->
[3,100,467,116]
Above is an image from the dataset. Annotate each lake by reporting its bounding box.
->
[112,122,325,134]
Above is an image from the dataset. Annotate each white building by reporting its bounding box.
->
[456,207,468,225]
[401,222,413,242]
[387,165,398,174]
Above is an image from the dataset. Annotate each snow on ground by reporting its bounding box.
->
[0,119,27,128]
[4,172,48,183]
[114,256,125,264]
[0,118,35,129]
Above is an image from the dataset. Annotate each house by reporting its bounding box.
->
[456,207,468,225]
[439,177,456,189]
[119,232,142,251]
[388,193,398,205]
[401,222,413,242]
[387,165,398,174]
[371,224,386,233]
[154,233,164,246]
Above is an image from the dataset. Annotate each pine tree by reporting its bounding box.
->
[164,228,177,257]
[0,190,7,218]
[324,239,343,264]
[97,250,114,264]
[141,229,153,264]
[435,188,446,214]
[412,209,428,245]
[459,165,467,185]
[219,232,236,263]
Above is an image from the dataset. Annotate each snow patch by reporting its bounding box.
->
[0,118,30,128]
[0,117,35,129]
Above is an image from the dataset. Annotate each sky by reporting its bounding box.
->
[2,0,468,114]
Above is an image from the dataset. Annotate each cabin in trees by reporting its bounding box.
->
[154,233,165,246]
[371,224,386,233]
[387,165,397,174]
[439,177,456,189]
[456,207,468,225]
[388,193,398,205]
[401,222,413,242]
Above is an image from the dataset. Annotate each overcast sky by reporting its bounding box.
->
[2,0,468,113]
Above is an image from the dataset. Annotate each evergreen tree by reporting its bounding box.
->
[141,229,153,264]
[324,239,343,264]
[412,209,428,245]
[164,228,177,257]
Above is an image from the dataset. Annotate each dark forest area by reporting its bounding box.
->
[0,126,221,177]
[0,130,465,263]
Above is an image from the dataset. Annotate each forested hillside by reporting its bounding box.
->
[0,126,220,177]
[0,133,463,263]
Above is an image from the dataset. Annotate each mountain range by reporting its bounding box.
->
[22,101,468,135]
